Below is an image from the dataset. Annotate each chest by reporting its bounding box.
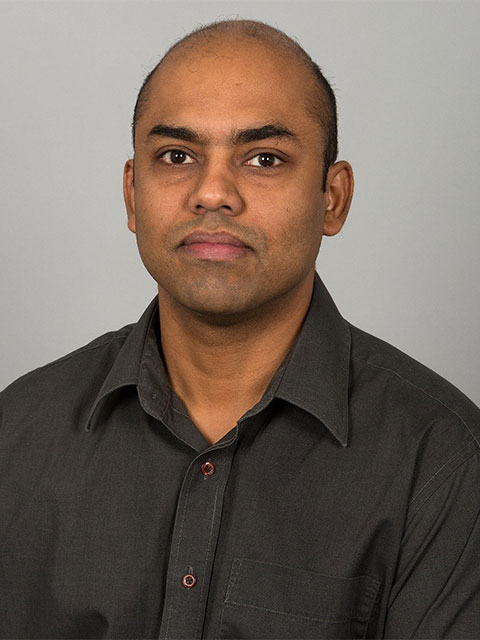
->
[0,410,411,638]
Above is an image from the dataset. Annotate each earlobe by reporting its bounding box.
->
[123,159,136,233]
[323,161,354,237]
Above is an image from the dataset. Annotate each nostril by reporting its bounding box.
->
[194,204,233,213]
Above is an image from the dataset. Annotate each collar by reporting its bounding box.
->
[84,297,165,430]
[86,273,351,446]
[275,273,351,447]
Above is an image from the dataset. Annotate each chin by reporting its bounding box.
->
[183,295,258,324]
[157,282,263,325]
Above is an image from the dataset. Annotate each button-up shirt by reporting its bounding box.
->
[1,274,479,639]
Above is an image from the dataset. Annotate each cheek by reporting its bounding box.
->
[269,197,324,257]
[134,184,179,238]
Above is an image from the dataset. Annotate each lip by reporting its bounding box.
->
[182,232,249,248]
[180,231,251,260]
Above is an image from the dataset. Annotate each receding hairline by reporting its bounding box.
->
[163,19,313,68]
[135,20,331,135]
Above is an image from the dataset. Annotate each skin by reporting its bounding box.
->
[124,34,354,444]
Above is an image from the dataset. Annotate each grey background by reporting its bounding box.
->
[1,0,479,404]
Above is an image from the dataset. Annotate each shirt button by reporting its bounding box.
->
[182,574,197,589]
[201,461,216,477]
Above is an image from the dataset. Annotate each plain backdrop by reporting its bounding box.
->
[1,0,479,404]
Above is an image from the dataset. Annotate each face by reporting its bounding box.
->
[124,36,352,321]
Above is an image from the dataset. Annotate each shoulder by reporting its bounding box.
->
[347,323,480,510]
[348,322,480,444]
[0,324,134,423]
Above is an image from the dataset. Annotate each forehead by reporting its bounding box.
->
[138,36,322,140]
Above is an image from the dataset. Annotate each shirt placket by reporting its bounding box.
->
[158,444,234,639]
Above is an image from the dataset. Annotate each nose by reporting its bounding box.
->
[187,160,245,216]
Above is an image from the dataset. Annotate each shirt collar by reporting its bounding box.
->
[86,273,351,447]
[85,298,164,430]
[275,273,351,447]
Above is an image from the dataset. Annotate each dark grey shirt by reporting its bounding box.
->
[1,275,479,639]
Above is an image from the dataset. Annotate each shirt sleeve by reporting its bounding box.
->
[384,444,480,638]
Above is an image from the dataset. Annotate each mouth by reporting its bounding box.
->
[180,231,251,260]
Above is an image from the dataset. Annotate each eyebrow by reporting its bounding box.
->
[147,122,300,146]
[233,124,299,145]
[148,124,203,144]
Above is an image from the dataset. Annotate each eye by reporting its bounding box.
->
[246,153,283,168]
[159,150,195,165]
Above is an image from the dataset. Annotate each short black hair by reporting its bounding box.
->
[131,19,338,190]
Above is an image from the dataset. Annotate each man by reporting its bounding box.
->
[1,18,479,639]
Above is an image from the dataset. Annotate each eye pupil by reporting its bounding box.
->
[171,151,186,164]
[259,154,275,167]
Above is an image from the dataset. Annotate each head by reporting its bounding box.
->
[124,19,353,323]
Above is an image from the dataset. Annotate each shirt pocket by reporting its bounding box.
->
[219,558,380,639]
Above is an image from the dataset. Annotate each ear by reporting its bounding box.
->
[323,161,354,237]
[123,159,136,233]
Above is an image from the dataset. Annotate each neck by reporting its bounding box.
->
[157,273,315,444]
